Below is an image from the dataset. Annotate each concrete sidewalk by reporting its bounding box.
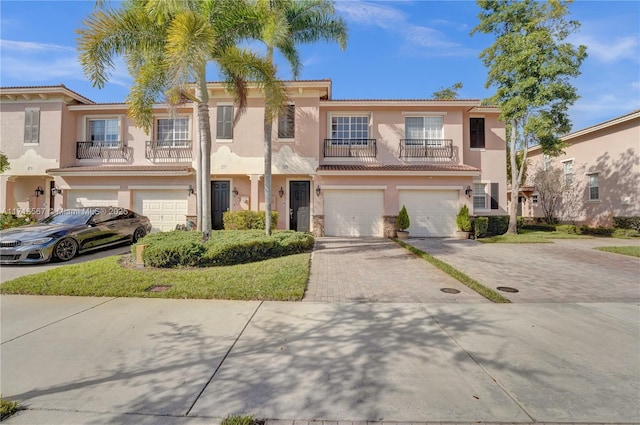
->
[2,296,639,424]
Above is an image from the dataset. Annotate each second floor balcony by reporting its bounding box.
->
[323,138,377,158]
[76,141,132,161]
[146,140,193,162]
[399,139,453,159]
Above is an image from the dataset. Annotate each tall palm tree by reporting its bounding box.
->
[236,0,347,235]
[77,0,285,236]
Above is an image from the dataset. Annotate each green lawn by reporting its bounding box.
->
[0,253,311,301]
[478,230,592,243]
[595,245,640,257]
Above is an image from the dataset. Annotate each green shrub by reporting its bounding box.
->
[474,216,488,238]
[487,215,509,236]
[134,230,314,268]
[580,225,614,237]
[521,223,557,232]
[223,210,279,230]
[397,205,410,230]
[456,205,471,232]
[612,228,640,238]
[1,213,35,229]
[516,216,524,230]
[612,216,640,231]
[556,224,580,234]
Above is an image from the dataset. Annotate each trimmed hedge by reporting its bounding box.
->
[135,230,314,268]
[521,223,557,232]
[613,216,640,232]
[474,215,509,238]
[223,210,279,230]
[580,225,614,237]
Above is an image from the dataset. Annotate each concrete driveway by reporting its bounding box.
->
[406,237,640,303]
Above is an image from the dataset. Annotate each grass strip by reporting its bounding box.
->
[221,416,259,425]
[477,230,593,243]
[0,397,21,421]
[595,245,640,257]
[394,239,511,303]
[0,253,311,301]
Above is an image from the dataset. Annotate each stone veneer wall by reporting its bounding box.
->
[383,215,398,238]
[312,215,324,237]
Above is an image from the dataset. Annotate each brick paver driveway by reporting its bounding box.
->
[304,237,488,303]
[407,237,640,303]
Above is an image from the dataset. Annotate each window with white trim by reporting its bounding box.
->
[405,116,443,146]
[531,194,538,205]
[216,105,233,139]
[278,104,295,139]
[331,115,369,145]
[24,108,40,144]
[157,117,189,146]
[563,160,574,186]
[473,183,487,209]
[588,173,599,200]
[543,154,551,171]
[88,118,119,146]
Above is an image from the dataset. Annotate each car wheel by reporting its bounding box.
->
[54,238,78,262]
[132,226,147,243]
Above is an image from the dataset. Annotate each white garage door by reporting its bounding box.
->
[68,190,118,208]
[324,190,384,237]
[399,190,458,237]
[134,190,189,232]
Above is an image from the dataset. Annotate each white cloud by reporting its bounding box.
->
[0,39,75,53]
[571,34,639,63]
[335,1,406,29]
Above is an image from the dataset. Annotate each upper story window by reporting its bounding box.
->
[405,116,443,146]
[469,117,485,149]
[331,114,369,145]
[563,159,574,186]
[157,117,189,146]
[88,118,119,146]
[543,154,552,171]
[24,108,40,144]
[216,105,233,140]
[588,173,599,200]
[278,105,295,139]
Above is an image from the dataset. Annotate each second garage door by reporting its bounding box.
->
[324,190,384,237]
[399,190,458,237]
[134,190,189,232]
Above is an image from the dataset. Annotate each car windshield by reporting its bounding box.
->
[40,210,94,226]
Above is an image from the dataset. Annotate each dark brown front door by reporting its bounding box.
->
[212,180,230,230]
[289,181,310,232]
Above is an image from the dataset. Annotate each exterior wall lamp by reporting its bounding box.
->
[278,186,284,198]
[464,185,473,197]
[34,186,45,197]
[315,185,321,197]
[51,186,63,196]
[188,184,195,196]
[232,187,239,196]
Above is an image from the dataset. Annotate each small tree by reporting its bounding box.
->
[456,205,471,231]
[432,82,463,100]
[397,205,410,231]
[532,166,563,224]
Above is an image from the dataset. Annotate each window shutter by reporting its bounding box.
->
[216,107,224,139]
[490,182,499,210]
[24,109,40,143]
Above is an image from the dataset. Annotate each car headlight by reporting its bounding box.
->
[22,237,54,246]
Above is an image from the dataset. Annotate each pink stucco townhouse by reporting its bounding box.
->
[1,80,507,236]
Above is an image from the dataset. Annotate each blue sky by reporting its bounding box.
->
[1,0,638,132]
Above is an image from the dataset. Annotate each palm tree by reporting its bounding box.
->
[77,0,285,236]
[235,0,347,235]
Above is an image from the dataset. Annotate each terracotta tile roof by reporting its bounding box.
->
[0,84,95,104]
[318,164,480,172]
[46,165,195,175]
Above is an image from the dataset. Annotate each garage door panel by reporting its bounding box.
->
[68,191,118,208]
[399,190,457,237]
[324,190,384,237]
[134,191,189,232]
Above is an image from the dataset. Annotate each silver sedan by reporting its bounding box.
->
[0,207,151,264]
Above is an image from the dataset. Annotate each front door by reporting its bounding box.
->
[212,180,230,230]
[289,181,310,232]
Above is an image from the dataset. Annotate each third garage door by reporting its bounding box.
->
[399,190,458,237]
[324,189,384,237]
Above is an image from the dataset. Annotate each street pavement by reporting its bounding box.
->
[1,237,639,424]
